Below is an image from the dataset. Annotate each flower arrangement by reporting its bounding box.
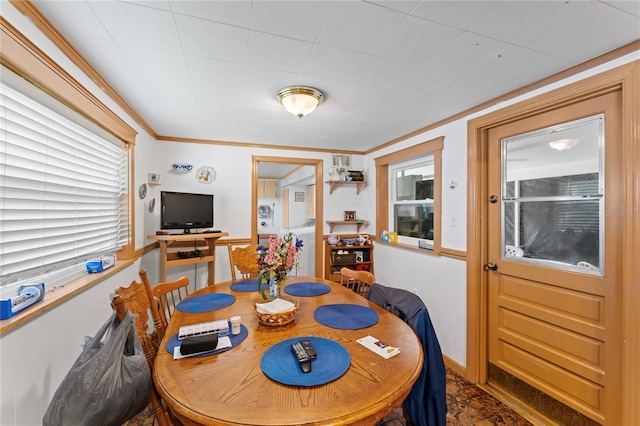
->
[257,233,303,300]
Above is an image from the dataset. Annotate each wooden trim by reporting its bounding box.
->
[251,156,324,278]
[466,61,640,424]
[8,0,153,139]
[158,135,361,155]
[366,40,640,156]
[0,16,137,144]
[376,164,389,240]
[439,247,467,261]
[374,137,444,166]
[443,354,466,379]
[375,241,466,261]
[620,61,640,426]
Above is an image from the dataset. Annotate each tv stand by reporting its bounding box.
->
[148,232,228,286]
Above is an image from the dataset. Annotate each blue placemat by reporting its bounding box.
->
[166,323,248,358]
[314,304,379,330]
[176,293,236,313]
[230,279,259,292]
[284,282,331,297]
[260,337,350,386]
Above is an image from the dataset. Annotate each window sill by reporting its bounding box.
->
[375,241,467,261]
[376,240,439,255]
[0,258,135,336]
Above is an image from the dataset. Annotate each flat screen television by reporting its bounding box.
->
[161,191,214,233]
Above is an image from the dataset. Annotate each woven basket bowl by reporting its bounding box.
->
[253,299,299,326]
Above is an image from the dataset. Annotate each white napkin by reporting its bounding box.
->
[256,298,296,314]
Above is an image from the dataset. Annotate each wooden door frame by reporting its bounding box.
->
[466,61,640,424]
[251,156,324,278]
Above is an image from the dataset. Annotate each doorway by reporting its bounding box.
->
[467,62,640,425]
[251,156,323,278]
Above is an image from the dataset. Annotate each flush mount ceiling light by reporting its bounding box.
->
[548,138,580,151]
[277,86,324,119]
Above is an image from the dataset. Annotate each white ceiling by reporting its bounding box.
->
[29,0,640,152]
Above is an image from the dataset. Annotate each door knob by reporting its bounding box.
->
[484,262,498,271]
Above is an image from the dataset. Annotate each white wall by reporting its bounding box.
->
[2,2,638,422]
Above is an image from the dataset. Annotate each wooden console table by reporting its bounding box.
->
[147,232,228,286]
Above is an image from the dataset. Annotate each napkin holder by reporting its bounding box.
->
[254,298,299,327]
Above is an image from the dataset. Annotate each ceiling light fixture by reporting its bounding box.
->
[548,138,580,151]
[277,86,324,119]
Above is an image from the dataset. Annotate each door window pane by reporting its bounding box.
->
[502,115,604,274]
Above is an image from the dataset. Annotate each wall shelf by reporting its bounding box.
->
[326,180,367,195]
[326,220,368,233]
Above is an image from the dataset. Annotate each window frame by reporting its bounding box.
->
[375,136,444,254]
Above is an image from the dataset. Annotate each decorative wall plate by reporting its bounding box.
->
[148,198,156,212]
[171,163,193,174]
[197,166,216,183]
[139,183,147,199]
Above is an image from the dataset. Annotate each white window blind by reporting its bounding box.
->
[0,82,127,285]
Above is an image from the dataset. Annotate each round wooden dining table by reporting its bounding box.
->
[153,276,423,426]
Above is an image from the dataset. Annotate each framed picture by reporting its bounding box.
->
[344,210,356,221]
[295,192,304,202]
[348,170,364,181]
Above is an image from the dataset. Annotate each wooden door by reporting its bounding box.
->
[486,90,622,424]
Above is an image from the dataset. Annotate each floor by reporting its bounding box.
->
[124,368,535,426]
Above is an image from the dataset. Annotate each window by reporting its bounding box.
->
[391,158,435,244]
[375,137,443,253]
[0,81,129,289]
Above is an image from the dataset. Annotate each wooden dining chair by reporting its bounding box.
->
[340,267,375,298]
[139,269,189,337]
[111,279,174,426]
[227,244,260,280]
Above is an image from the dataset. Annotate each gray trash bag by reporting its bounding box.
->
[43,311,152,426]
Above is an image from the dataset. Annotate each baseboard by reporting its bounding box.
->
[442,354,465,377]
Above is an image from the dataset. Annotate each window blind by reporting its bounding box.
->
[0,82,127,285]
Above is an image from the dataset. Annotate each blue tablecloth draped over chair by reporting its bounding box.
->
[368,283,447,426]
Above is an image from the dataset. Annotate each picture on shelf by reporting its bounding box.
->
[344,210,356,221]
[348,170,364,181]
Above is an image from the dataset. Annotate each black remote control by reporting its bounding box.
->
[291,342,312,373]
[300,339,317,359]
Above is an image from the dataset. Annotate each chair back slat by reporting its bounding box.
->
[339,267,375,298]
[139,269,190,336]
[228,244,260,280]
